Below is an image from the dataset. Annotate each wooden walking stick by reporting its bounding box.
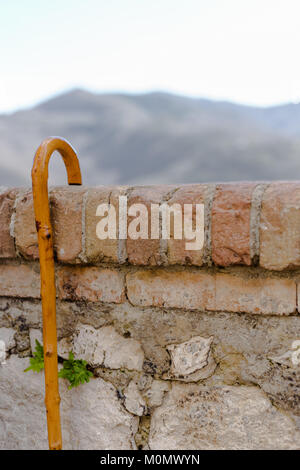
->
[32,137,82,450]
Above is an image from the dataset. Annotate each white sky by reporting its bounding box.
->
[1,0,300,113]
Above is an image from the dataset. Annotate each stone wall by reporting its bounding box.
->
[1,182,300,449]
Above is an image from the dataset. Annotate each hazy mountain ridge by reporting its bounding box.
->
[1,89,300,187]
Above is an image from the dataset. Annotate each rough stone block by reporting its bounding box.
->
[0,327,16,353]
[124,380,147,416]
[164,335,216,382]
[0,355,138,449]
[149,383,300,449]
[58,323,144,370]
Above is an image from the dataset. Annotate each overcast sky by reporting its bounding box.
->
[1,0,300,113]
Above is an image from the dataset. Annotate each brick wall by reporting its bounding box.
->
[1,183,300,449]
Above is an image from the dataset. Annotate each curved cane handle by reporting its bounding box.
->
[32,137,82,450]
[32,137,82,231]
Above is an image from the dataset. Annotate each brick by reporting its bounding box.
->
[214,273,296,315]
[50,186,86,263]
[260,182,300,270]
[126,269,215,310]
[109,187,129,263]
[126,268,295,315]
[212,183,256,266]
[127,186,175,265]
[14,187,85,263]
[85,186,119,263]
[14,190,38,260]
[166,185,209,266]
[0,264,40,298]
[57,266,125,303]
[0,188,16,258]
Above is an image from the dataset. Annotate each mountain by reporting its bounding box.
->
[1,89,300,187]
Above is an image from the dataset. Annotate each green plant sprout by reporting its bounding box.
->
[59,352,93,389]
[24,339,44,373]
[24,340,93,389]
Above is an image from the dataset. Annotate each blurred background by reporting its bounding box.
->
[1,0,300,186]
